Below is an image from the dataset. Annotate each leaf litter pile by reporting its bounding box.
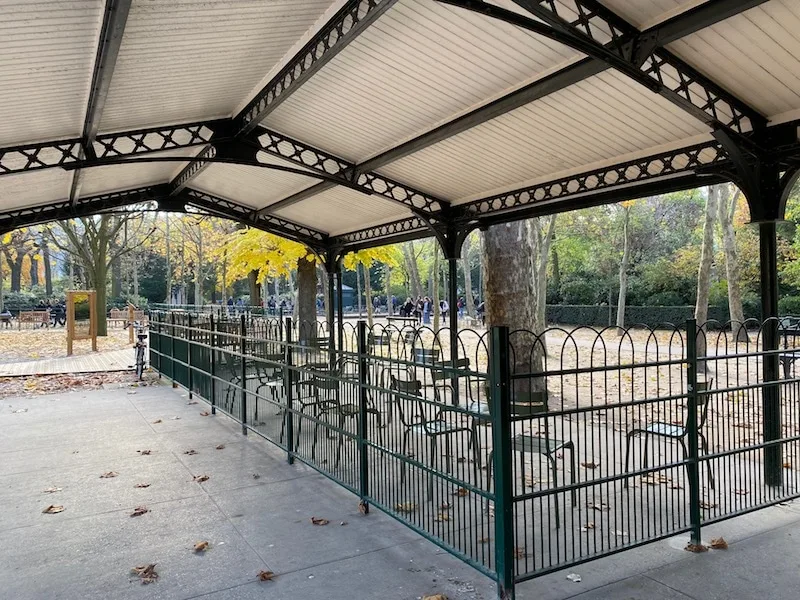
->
[0,372,139,400]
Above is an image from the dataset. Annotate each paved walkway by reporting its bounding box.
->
[2,382,800,599]
[0,347,132,376]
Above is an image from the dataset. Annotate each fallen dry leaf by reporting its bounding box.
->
[193,475,209,483]
[478,537,490,544]
[439,502,452,510]
[187,400,198,405]
[393,502,417,513]
[194,541,209,553]
[134,483,150,489]
[422,595,448,600]
[581,522,596,531]
[100,471,118,478]
[200,411,210,416]
[685,543,708,553]
[152,419,162,424]
[513,547,526,558]
[310,517,329,526]
[358,500,368,514]
[784,462,793,469]
[700,500,718,509]
[215,444,225,450]
[137,449,153,455]
[452,487,469,497]
[42,487,62,494]
[130,506,149,517]
[184,449,198,455]
[435,513,451,522]
[42,505,64,514]
[257,570,275,582]
[581,461,598,469]
[131,564,158,584]
[710,537,728,550]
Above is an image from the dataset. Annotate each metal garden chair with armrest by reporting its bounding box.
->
[624,379,715,489]
[485,390,577,528]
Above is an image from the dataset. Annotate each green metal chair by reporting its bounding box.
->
[486,390,576,528]
[624,379,715,489]
[391,375,478,500]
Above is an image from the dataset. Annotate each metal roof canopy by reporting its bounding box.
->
[1,0,800,259]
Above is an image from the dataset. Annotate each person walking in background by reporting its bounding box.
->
[415,296,424,323]
[422,296,431,325]
[458,296,465,318]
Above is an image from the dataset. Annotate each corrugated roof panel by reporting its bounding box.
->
[264,0,581,163]
[79,147,198,197]
[0,1,102,145]
[667,1,800,120]
[99,0,337,132]
[0,168,73,212]
[599,0,707,30]
[273,185,411,235]
[376,71,708,202]
[192,157,320,210]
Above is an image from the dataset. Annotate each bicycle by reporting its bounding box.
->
[126,320,149,380]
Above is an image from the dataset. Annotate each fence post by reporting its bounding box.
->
[187,314,193,399]
[240,314,247,435]
[357,320,370,513]
[169,312,176,386]
[285,317,295,464]
[489,326,515,600]
[210,315,216,415]
[685,318,702,545]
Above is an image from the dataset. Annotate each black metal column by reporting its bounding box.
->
[336,259,344,354]
[447,256,460,405]
[759,220,782,487]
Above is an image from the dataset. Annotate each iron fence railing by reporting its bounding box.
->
[148,312,800,599]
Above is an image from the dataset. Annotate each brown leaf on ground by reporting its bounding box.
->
[42,487,62,493]
[358,500,368,514]
[100,471,118,478]
[310,517,329,526]
[513,547,527,558]
[700,500,718,509]
[784,462,793,469]
[581,461,598,469]
[685,543,708,553]
[152,419,162,424]
[137,449,153,455]
[257,570,275,582]
[478,537,490,544]
[131,506,149,517]
[434,513,451,522]
[134,483,150,488]
[187,400,198,405]
[193,475,209,483]
[215,444,225,450]
[42,505,64,514]
[131,564,159,584]
[452,487,469,497]
[184,449,197,455]
[422,595,448,600]
[439,502,452,510]
[710,537,728,550]
[194,541,209,553]
[393,502,417,513]
[200,411,210,416]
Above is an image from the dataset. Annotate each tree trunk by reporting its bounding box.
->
[364,264,374,327]
[403,241,423,299]
[10,253,23,292]
[111,256,121,298]
[164,214,171,303]
[462,234,476,317]
[484,221,544,391]
[93,259,109,337]
[221,249,228,305]
[616,206,631,335]
[42,239,52,296]
[532,216,556,328]
[29,249,39,288]
[717,185,749,342]
[195,228,203,306]
[319,265,328,318]
[551,244,560,302]
[296,257,317,344]
[248,269,261,308]
[132,253,139,298]
[695,186,720,370]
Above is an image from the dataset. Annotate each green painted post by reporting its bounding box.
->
[285,317,295,464]
[686,319,702,544]
[187,313,193,399]
[357,319,370,513]
[169,312,176,384]
[489,326,514,599]
[210,315,216,415]
[240,314,247,435]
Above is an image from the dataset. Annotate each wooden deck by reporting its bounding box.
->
[0,348,133,377]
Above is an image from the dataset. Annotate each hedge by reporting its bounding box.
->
[546,305,735,328]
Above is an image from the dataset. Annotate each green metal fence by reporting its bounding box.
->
[148,312,800,599]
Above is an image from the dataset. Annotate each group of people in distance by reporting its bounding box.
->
[35,299,67,327]
[398,295,486,326]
